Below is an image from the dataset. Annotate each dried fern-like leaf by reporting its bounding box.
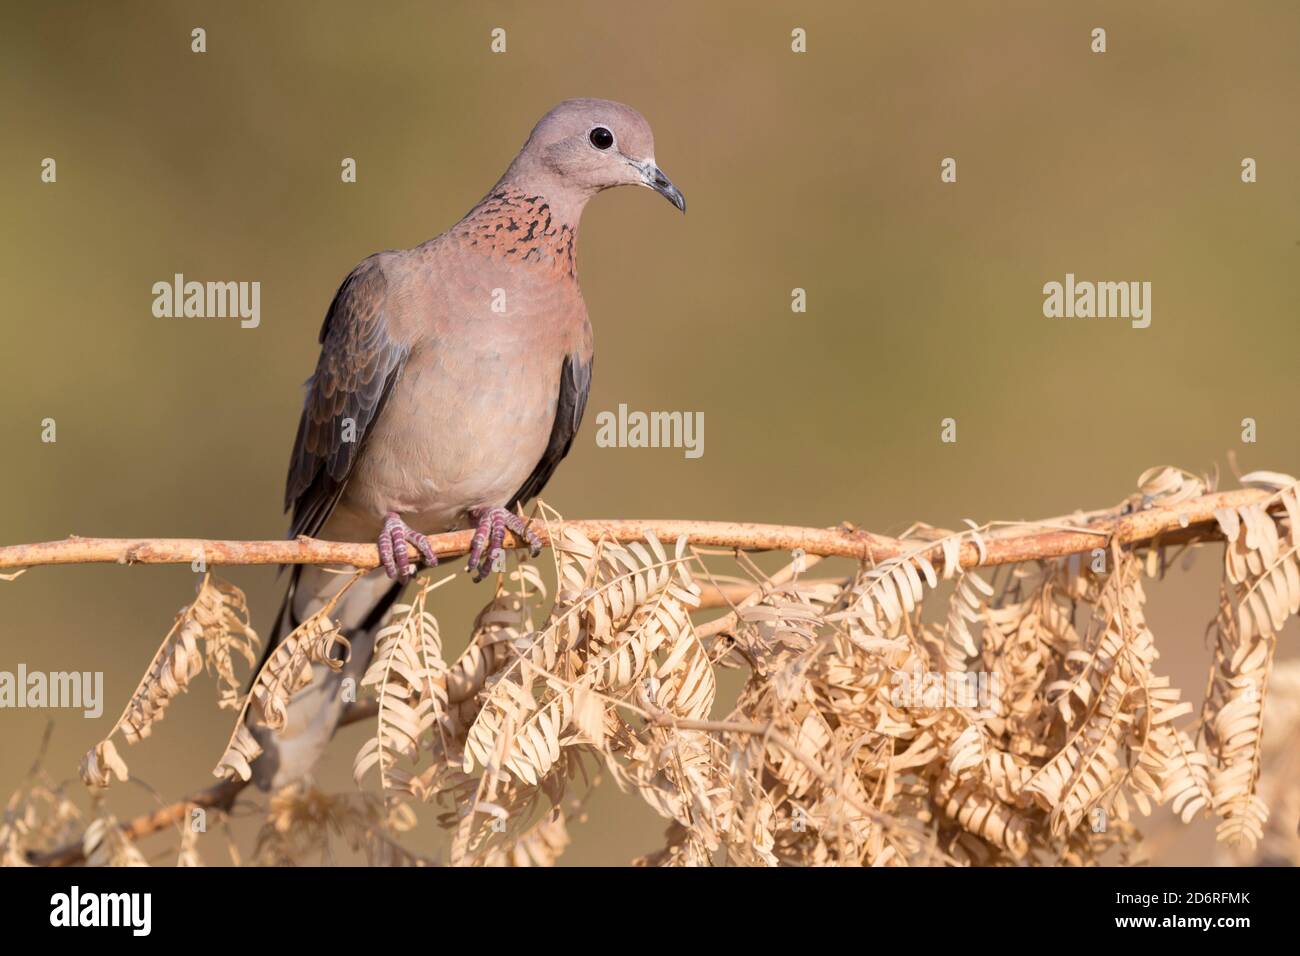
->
[212,586,354,782]
[105,589,206,743]
[477,806,571,867]
[79,739,129,789]
[83,813,149,867]
[201,577,260,711]
[354,577,449,798]
[1136,465,1207,506]
[255,784,431,866]
[1204,589,1273,848]
[934,769,1030,860]
[941,570,992,671]
[80,574,260,788]
[1,762,83,867]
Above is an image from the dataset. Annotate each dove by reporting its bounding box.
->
[249,99,685,788]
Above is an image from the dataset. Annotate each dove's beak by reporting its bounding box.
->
[639,162,686,213]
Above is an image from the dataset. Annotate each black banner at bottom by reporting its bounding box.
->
[0,864,1281,942]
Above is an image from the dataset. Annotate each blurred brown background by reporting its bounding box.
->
[1,0,1297,865]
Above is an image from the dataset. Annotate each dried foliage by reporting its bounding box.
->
[83,810,149,867]
[212,586,353,783]
[1218,658,1300,866]
[353,577,452,797]
[79,574,259,787]
[1,733,82,866]
[10,467,1300,866]
[254,784,431,866]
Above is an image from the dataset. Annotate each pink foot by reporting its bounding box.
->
[466,506,542,582]
[378,512,438,582]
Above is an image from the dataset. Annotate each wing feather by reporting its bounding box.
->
[507,353,591,509]
[284,255,408,538]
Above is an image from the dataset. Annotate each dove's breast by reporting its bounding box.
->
[338,239,590,537]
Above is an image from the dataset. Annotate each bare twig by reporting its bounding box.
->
[0,488,1279,575]
[29,778,245,867]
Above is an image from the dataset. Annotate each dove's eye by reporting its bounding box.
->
[589,127,614,150]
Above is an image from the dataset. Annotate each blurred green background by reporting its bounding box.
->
[2,0,1298,865]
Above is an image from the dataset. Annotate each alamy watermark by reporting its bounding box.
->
[50,886,151,936]
[1043,273,1150,329]
[594,404,704,459]
[152,273,261,328]
[0,664,102,718]
[891,669,1000,712]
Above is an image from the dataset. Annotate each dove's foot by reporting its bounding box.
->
[466,506,542,582]
[378,512,438,583]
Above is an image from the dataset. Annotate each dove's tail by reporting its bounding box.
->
[247,562,402,790]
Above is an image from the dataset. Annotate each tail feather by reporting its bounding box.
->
[247,564,402,790]
[247,565,303,690]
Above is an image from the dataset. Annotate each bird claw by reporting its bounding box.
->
[466,506,541,582]
[378,512,438,583]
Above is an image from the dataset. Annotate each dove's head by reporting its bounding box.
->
[503,98,685,214]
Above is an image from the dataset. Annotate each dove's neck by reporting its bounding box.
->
[454,184,584,280]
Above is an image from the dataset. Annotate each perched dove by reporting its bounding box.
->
[249,99,685,789]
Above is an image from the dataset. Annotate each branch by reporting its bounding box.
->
[29,778,245,867]
[27,700,380,867]
[0,487,1277,574]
